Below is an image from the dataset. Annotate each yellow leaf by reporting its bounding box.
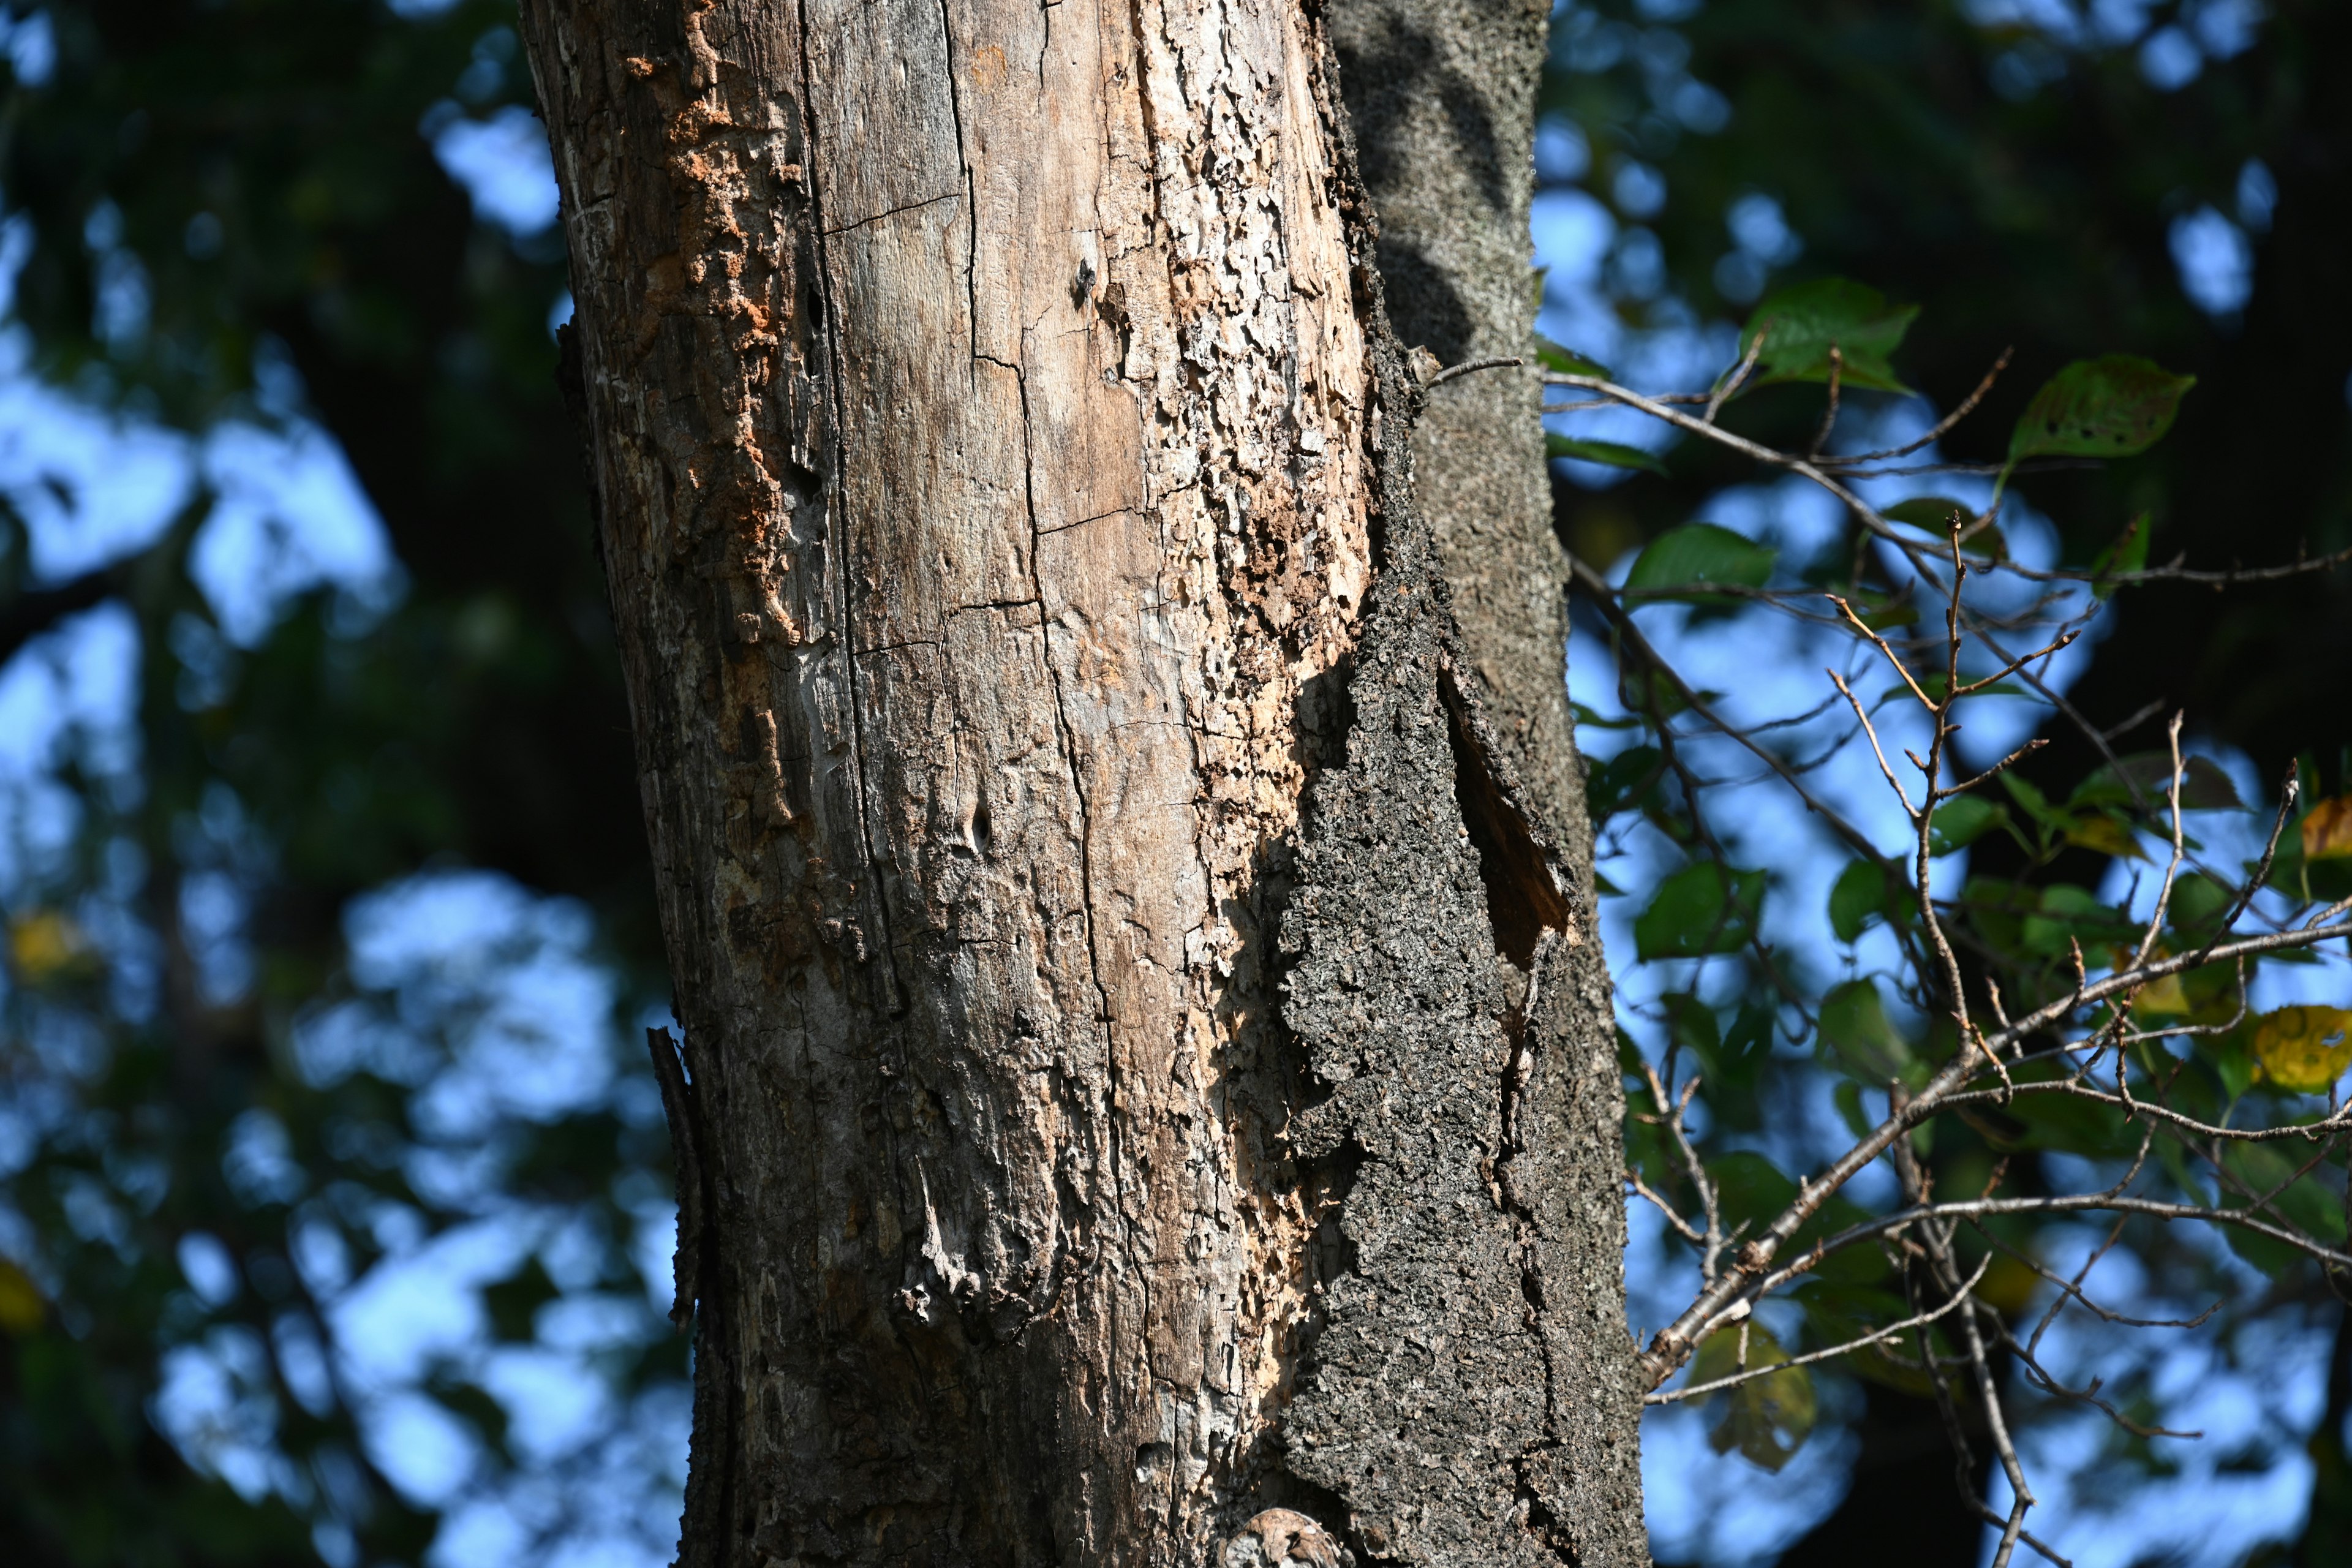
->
[2120,943,2191,1016]
[1973,1251,2042,1316]
[0,1261,42,1335]
[2305,796,2352,863]
[2250,1006,2352,1094]
[2136,973,2190,1016]
[7,910,86,984]
[2065,814,2145,860]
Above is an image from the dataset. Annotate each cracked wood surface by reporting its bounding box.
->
[522,0,1646,1562]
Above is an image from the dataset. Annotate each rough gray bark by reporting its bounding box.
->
[1322,3,1647,1561]
[519,0,1645,1562]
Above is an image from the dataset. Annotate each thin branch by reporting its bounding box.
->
[1812,347,2014,467]
[1427,355,1525,388]
[1644,1254,1993,1406]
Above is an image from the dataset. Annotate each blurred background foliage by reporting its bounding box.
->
[1532,2,2352,1565]
[0,2,680,1565]
[0,0,2345,1565]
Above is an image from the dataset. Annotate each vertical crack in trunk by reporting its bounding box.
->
[1440,668,1572,971]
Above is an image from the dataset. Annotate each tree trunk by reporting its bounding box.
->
[519,0,1646,1562]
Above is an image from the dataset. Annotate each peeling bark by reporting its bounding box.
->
[520,0,1644,1561]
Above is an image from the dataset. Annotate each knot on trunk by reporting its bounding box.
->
[1221,1509,1354,1568]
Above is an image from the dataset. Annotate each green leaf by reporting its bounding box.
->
[1659,991,1722,1056]
[1720,1001,1777,1079]
[1691,1322,1817,1472]
[1928,796,2010,856]
[1828,859,1883,944]
[1832,1080,1872,1139]
[1618,666,1694,721]
[483,1257,560,1342]
[1634,861,1766,960]
[2086,511,2151,597]
[1880,673,2027,705]
[2018,884,2141,959]
[1586,745,1665,821]
[1709,1150,1803,1234]
[1841,588,1919,631]
[2168,873,2234,933]
[1882,496,1974,531]
[1570,701,1646,731]
[1826,858,1917,943]
[1799,1284,1953,1395]
[2218,1140,2347,1276]
[2008,356,2195,463]
[1820,979,1913,1085]
[1534,335,1612,379]
[1738,277,1920,394]
[1884,496,2006,559]
[1547,434,1668,475]
[1624,523,1777,596]
[2069,752,2244,812]
[2203,1031,2258,1103]
[1997,770,2060,826]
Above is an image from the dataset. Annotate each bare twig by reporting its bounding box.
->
[1427,355,1525,388]
[1644,1253,1994,1406]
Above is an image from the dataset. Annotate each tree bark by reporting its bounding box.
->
[519,0,1646,1562]
[1325,1,1644,1559]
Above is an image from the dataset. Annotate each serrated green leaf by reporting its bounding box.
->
[2008,356,2195,463]
[1547,434,1668,475]
[1634,861,1766,959]
[1623,523,1776,595]
[1738,277,1919,394]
